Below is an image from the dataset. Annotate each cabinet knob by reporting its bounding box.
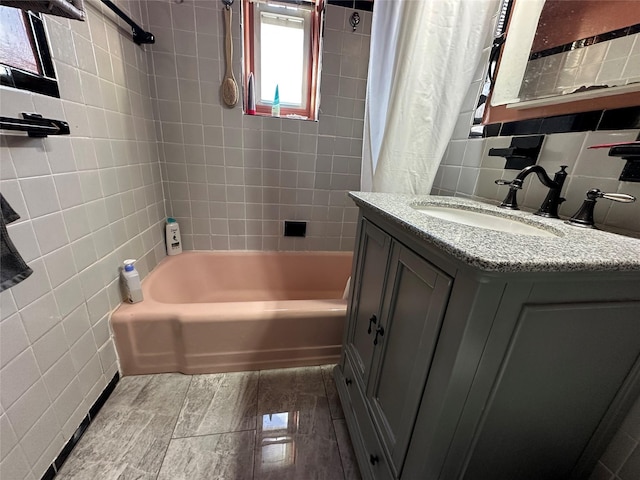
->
[367,314,377,334]
[373,325,385,346]
[345,378,352,386]
[369,454,379,465]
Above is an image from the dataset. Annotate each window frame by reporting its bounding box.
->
[242,0,323,119]
[0,8,59,98]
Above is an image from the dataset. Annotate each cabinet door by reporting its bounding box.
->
[456,302,640,480]
[367,244,452,477]
[346,220,392,389]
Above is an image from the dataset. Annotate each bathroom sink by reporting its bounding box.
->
[413,206,557,237]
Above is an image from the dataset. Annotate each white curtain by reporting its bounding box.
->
[362,0,499,194]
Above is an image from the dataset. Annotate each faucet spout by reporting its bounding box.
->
[535,165,568,218]
[515,165,558,188]
[495,165,568,217]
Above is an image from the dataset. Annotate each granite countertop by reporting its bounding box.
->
[349,192,640,273]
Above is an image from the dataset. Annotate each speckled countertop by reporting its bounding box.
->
[349,192,640,273]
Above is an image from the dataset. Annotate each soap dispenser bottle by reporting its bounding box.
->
[166,217,182,255]
[122,259,143,303]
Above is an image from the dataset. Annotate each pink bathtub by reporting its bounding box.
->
[111,251,353,375]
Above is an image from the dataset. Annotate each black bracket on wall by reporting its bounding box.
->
[0,113,70,137]
[608,144,640,183]
[100,0,155,45]
[488,135,544,170]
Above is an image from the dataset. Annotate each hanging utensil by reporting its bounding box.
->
[221,0,239,107]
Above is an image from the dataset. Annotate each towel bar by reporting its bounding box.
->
[0,113,70,137]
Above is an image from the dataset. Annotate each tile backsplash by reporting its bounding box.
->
[148,2,370,252]
[436,129,640,235]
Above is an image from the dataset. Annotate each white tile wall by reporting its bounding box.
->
[146,1,370,251]
[0,1,165,478]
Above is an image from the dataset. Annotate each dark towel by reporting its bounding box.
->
[1,193,33,292]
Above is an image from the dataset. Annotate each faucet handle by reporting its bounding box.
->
[598,192,636,203]
[567,189,637,228]
[495,179,513,186]
[495,178,524,189]
[494,178,522,209]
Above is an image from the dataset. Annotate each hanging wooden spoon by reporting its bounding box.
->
[221,3,239,107]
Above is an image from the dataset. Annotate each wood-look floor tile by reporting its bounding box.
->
[56,368,361,480]
[334,418,362,480]
[173,371,258,437]
[254,366,345,479]
[321,364,345,420]
[56,374,190,479]
[157,430,255,480]
[257,366,326,411]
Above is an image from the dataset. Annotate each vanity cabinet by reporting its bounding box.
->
[335,206,640,480]
[343,219,452,478]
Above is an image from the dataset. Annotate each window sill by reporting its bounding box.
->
[244,111,316,122]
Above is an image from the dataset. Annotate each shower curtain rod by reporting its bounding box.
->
[100,0,155,45]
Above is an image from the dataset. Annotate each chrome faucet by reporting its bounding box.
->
[495,165,568,218]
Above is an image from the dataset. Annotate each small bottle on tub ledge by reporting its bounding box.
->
[166,217,182,255]
[122,259,143,303]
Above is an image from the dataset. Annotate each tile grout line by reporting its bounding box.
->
[252,368,264,480]
[153,374,194,480]
[172,426,257,440]
[320,365,349,480]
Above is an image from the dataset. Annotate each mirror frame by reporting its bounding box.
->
[483,0,640,125]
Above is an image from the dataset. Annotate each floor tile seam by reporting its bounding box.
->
[208,372,260,432]
[171,427,258,440]
[155,375,194,480]
[254,368,267,480]
[319,365,348,479]
[333,418,354,480]
[172,374,225,438]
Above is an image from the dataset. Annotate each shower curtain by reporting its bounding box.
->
[361,0,499,193]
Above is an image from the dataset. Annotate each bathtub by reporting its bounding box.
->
[111,251,353,375]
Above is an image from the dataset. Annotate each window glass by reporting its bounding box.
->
[259,12,305,105]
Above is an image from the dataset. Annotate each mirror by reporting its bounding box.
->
[491,0,640,108]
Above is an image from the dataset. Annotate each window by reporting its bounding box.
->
[242,0,324,119]
[0,5,59,97]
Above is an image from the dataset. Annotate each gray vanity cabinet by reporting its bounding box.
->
[336,207,640,480]
[341,217,453,479]
[366,243,452,476]
[345,219,391,390]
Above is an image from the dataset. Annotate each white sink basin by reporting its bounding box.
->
[414,206,557,237]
